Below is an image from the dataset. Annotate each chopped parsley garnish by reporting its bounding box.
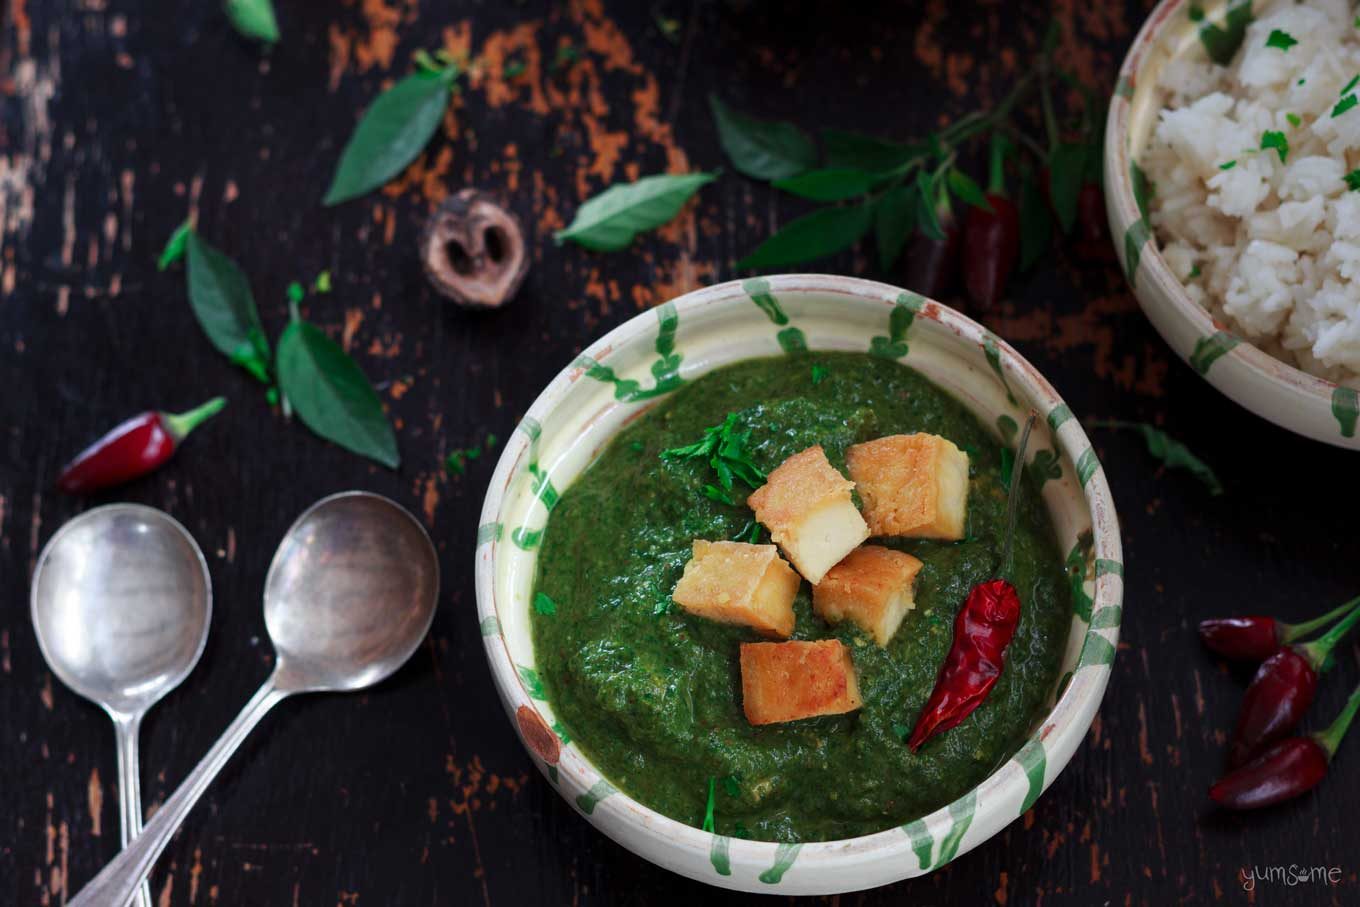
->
[1286,112,1301,127]
[503,59,527,79]
[702,484,737,506]
[444,432,498,475]
[1189,264,1202,278]
[660,412,767,496]
[653,599,673,615]
[721,775,740,797]
[811,363,829,385]
[892,722,912,743]
[533,592,557,615]
[1188,4,1205,22]
[629,439,645,453]
[1298,78,1306,86]
[702,777,717,832]
[313,270,332,293]
[1343,74,1360,96]
[1335,95,1359,118]
[1266,29,1297,51]
[1260,130,1289,163]
[1346,169,1360,191]
[1219,160,1237,170]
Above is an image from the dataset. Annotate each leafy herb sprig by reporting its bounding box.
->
[159,223,400,468]
[660,413,767,502]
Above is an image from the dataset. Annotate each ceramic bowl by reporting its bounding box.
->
[476,275,1123,894]
[1105,0,1360,449]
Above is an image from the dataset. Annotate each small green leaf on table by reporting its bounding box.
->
[773,168,876,202]
[822,129,924,172]
[945,168,993,211]
[874,183,918,271]
[225,0,279,44]
[1047,142,1086,233]
[324,66,458,206]
[555,172,718,251]
[276,317,400,468]
[157,220,191,271]
[1090,420,1222,496]
[738,203,872,270]
[185,231,271,383]
[709,95,816,181]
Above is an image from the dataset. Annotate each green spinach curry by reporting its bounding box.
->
[531,352,1071,842]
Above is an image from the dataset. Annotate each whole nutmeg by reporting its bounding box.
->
[420,189,529,307]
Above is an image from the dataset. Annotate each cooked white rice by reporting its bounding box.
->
[1140,0,1360,386]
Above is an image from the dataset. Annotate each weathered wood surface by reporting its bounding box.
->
[2,1,1358,904]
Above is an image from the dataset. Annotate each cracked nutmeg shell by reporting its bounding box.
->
[420,189,529,308]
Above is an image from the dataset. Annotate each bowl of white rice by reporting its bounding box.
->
[1106,0,1360,447]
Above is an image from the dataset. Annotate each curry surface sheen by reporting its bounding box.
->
[531,353,1071,843]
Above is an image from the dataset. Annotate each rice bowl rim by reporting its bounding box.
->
[1105,0,1360,449]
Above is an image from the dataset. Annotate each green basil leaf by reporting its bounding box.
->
[324,69,455,206]
[1047,142,1086,234]
[914,171,945,241]
[157,220,191,271]
[555,172,717,251]
[822,129,924,172]
[1092,420,1222,496]
[736,203,872,269]
[185,231,271,379]
[276,319,400,468]
[1018,169,1052,272]
[874,183,917,270]
[772,167,875,202]
[945,168,993,211]
[709,94,816,181]
[225,0,279,43]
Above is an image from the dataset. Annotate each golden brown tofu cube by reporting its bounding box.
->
[812,545,923,646]
[671,540,800,638]
[746,445,870,584]
[845,433,970,540]
[740,639,863,725]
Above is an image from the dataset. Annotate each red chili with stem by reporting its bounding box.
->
[963,134,1020,308]
[1226,603,1360,768]
[1211,684,1360,810]
[903,186,961,299]
[1199,596,1360,661]
[56,397,226,494]
[907,412,1036,751]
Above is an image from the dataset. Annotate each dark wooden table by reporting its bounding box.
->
[3,1,1358,904]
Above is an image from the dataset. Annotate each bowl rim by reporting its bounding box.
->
[475,274,1123,889]
[1104,0,1360,448]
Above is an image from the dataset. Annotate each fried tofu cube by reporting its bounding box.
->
[746,445,870,584]
[812,545,923,646]
[845,433,970,540]
[671,540,800,638]
[739,639,863,725]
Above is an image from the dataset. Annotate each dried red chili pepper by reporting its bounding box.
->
[907,413,1036,751]
[1211,684,1360,810]
[963,135,1020,308]
[903,190,960,299]
[1199,597,1360,662]
[1226,603,1360,768]
[56,397,226,494]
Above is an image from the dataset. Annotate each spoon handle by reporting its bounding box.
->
[71,679,288,907]
[111,713,153,907]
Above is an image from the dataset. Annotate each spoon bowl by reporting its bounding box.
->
[264,491,439,692]
[31,504,212,716]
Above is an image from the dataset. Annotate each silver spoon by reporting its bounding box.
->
[68,491,439,907]
[31,503,212,907]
